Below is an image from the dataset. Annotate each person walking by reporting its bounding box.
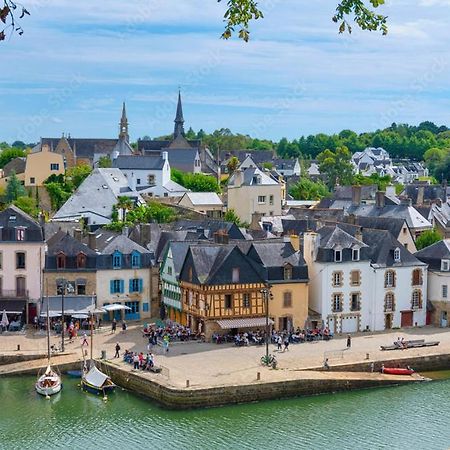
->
[277,335,283,351]
[122,320,127,333]
[346,334,351,349]
[133,353,139,370]
[114,342,121,358]
[283,336,290,352]
[163,334,170,353]
[81,332,89,346]
[111,318,117,334]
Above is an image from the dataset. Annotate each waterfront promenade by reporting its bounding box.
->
[1,326,450,388]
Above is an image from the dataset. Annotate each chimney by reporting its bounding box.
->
[74,228,83,241]
[122,226,129,237]
[233,169,243,187]
[375,191,385,209]
[140,223,151,247]
[88,232,97,250]
[214,230,229,244]
[416,186,424,206]
[162,151,168,161]
[129,172,136,191]
[42,144,50,153]
[355,227,363,242]
[442,179,448,202]
[436,198,442,208]
[352,185,362,206]
[401,198,412,207]
[347,213,356,225]
[250,212,263,231]
[290,234,300,252]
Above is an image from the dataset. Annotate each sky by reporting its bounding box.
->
[2,0,450,144]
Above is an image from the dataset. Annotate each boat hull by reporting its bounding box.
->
[35,380,62,396]
[81,379,115,395]
[383,368,414,375]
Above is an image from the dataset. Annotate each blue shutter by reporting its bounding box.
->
[139,278,143,293]
[110,280,114,294]
[129,279,133,293]
[120,279,124,294]
[143,303,149,312]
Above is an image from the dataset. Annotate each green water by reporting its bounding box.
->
[0,376,449,450]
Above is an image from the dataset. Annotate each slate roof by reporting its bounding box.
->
[281,219,319,235]
[273,159,298,171]
[228,166,279,186]
[138,138,201,152]
[415,239,449,270]
[41,137,118,158]
[180,192,223,206]
[318,226,368,250]
[402,184,449,204]
[113,155,165,170]
[100,234,150,255]
[249,241,306,267]
[172,219,246,240]
[3,157,26,176]
[333,185,378,200]
[220,150,275,165]
[46,230,96,256]
[348,216,407,239]
[287,207,344,223]
[0,205,43,242]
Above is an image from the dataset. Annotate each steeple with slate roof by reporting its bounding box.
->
[119,102,129,143]
[173,90,185,138]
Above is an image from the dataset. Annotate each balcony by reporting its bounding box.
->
[0,290,29,299]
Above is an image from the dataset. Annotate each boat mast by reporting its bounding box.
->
[46,281,50,364]
[90,294,94,361]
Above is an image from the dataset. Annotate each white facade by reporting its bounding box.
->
[160,247,182,313]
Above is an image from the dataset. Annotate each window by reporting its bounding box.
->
[136,178,141,185]
[56,252,66,269]
[16,252,26,269]
[334,250,342,262]
[167,266,173,276]
[412,269,423,286]
[188,267,193,283]
[224,294,233,309]
[332,271,342,287]
[110,279,124,294]
[129,278,142,293]
[332,294,342,312]
[77,284,86,295]
[77,253,86,269]
[269,195,274,205]
[142,303,149,312]
[148,175,155,185]
[350,270,360,286]
[403,228,407,235]
[112,251,122,269]
[50,163,60,170]
[384,292,395,312]
[16,276,26,297]
[441,260,450,272]
[385,270,395,288]
[243,293,251,308]
[284,264,293,280]
[352,248,360,261]
[394,247,401,263]
[16,228,25,241]
[0,252,2,269]
[283,291,292,308]
[442,285,448,299]
[232,267,240,283]
[258,195,266,204]
[30,177,35,184]
[131,251,141,269]
[411,290,422,309]
[350,293,360,311]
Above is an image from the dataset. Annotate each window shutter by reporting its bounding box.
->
[120,279,124,294]
[139,278,143,293]
[129,279,133,293]
[110,280,114,294]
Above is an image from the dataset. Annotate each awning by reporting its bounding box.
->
[0,300,26,314]
[216,317,274,330]
[41,296,95,314]
[103,304,131,312]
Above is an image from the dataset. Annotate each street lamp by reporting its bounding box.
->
[260,286,273,363]
[57,279,73,352]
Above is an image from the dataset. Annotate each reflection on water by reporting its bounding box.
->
[0,376,450,450]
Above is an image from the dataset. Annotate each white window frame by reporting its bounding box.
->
[334,250,342,262]
[257,195,266,204]
[352,248,360,261]
[394,248,401,263]
[441,259,450,272]
[443,285,448,299]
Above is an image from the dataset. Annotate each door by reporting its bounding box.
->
[125,301,140,321]
[385,314,393,330]
[328,316,335,334]
[441,311,448,328]
[401,311,413,327]
[341,316,358,333]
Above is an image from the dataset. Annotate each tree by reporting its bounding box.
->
[0,147,26,168]
[224,208,248,228]
[13,195,38,217]
[317,146,354,188]
[226,156,240,174]
[116,196,134,222]
[44,182,71,210]
[219,0,387,42]
[289,178,329,201]
[424,147,448,179]
[5,172,26,202]
[415,229,442,251]
[65,164,92,190]
[98,155,112,168]
[171,169,220,193]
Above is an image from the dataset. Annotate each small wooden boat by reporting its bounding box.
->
[382,367,415,375]
[81,363,116,395]
[36,365,62,396]
[380,340,440,351]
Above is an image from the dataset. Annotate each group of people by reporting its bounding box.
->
[123,349,156,371]
[143,323,199,342]
[111,318,127,334]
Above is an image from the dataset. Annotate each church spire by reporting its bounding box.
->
[119,101,129,143]
[173,90,185,138]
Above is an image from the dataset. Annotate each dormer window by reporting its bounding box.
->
[334,250,342,262]
[56,252,66,269]
[16,227,25,241]
[113,251,122,269]
[284,264,293,280]
[352,248,360,261]
[77,252,86,269]
[131,251,141,269]
[232,267,240,283]
[441,259,450,272]
[393,248,401,263]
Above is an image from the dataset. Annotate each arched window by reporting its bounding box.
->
[394,247,401,263]
[77,252,86,269]
[384,292,395,312]
[56,252,66,269]
[411,290,423,310]
[412,269,423,286]
[112,251,122,269]
[384,270,396,288]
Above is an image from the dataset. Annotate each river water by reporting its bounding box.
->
[0,375,449,450]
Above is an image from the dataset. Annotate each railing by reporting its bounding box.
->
[0,289,29,299]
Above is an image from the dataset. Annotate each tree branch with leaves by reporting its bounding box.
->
[0,0,29,41]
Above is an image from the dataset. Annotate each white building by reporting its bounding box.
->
[303,223,427,333]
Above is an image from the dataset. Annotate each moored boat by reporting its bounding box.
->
[382,367,415,375]
[36,365,62,396]
[81,364,116,395]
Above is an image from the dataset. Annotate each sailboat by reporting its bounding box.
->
[81,310,116,396]
[35,293,62,397]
